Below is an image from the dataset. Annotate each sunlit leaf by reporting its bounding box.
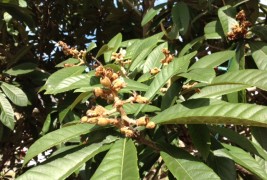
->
[1,82,28,106]
[0,93,15,130]
[218,6,238,36]
[91,138,139,180]
[104,33,122,63]
[5,63,37,76]
[250,41,267,70]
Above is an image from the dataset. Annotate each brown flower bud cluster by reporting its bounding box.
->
[150,67,161,75]
[94,66,126,102]
[161,48,174,66]
[58,41,86,67]
[227,10,252,41]
[81,66,156,137]
[111,49,131,66]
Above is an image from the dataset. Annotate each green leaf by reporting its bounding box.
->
[143,42,167,73]
[170,2,190,36]
[5,63,37,76]
[179,36,205,57]
[252,25,267,41]
[161,149,220,179]
[0,93,14,130]
[123,78,149,92]
[212,69,267,91]
[141,6,162,26]
[91,138,139,180]
[209,126,267,161]
[152,101,267,127]
[51,74,92,94]
[23,124,100,166]
[204,20,224,39]
[180,68,215,83]
[251,127,267,151]
[250,41,267,70]
[190,84,250,99]
[104,33,122,63]
[188,125,210,160]
[96,44,109,58]
[41,66,86,93]
[161,82,182,110]
[70,92,92,110]
[105,103,160,114]
[87,42,97,52]
[189,50,235,70]
[129,46,154,72]
[214,144,267,180]
[18,137,117,180]
[218,6,238,36]
[0,82,28,106]
[145,52,196,100]
[55,58,80,68]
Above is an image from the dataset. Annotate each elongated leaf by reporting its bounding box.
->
[104,33,122,63]
[161,82,182,110]
[209,126,267,160]
[180,68,215,83]
[141,6,162,26]
[23,124,99,166]
[145,52,196,100]
[96,44,109,58]
[91,138,139,180]
[218,6,238,36]
[129,46,155,71]
[52,74,92,94]
[143,42,167,73]
[188,125,210,160]
[204,20,224,39]
[70,92,92,110]
[171,2,190,36]
[251,127,267,151]
[179,36,204,57]
[152,102,267,127]
[214,144,267,180]
[123,78,149,91]
[5,63,37,76]
[189,51,235,70]
[41,66,86,93]
[0,93,14,130]
[18,137,117,180]
[190,84,250,99]
[212,69,267,91]
[1,82,28,106]
[161,150,220,179]
[250,41,267,70]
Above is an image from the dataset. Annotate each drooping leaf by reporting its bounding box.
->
[188,124,210,160]
[143,42,167,73]
[104,33,122,63]
[161,149,220,179]
[18,136,117,180]
[23,124,100,166]
[141,6,162,26]
[209,126,267,160]
[218,6,238,36]
[189,50,235,70]
[152,101,267,127]
[212,69,267,91]
[214,144,267,180]
[5,63,37,76]
[161,82,182,110]
[40,66,86,93]
[190,84,250,99]
[91,138,139,180]
[0,93,15,130]
[204,20,224,39]
[250,41,267,70]
[0,82,28,106]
